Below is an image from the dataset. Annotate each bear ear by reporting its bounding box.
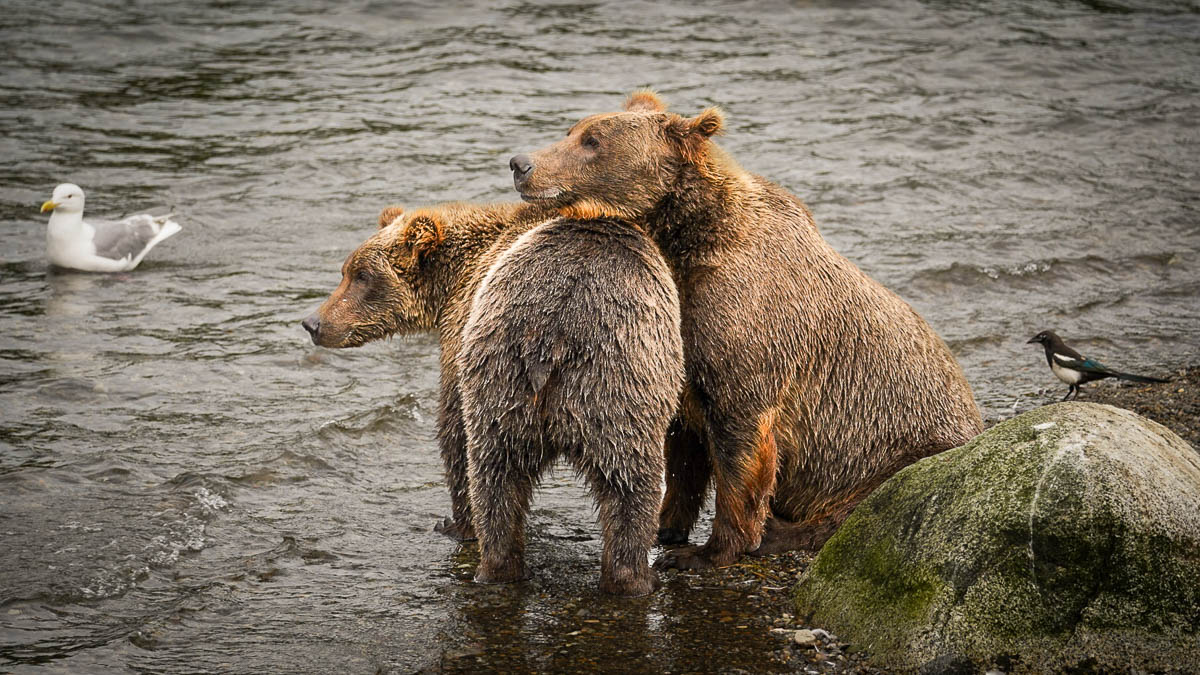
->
[401,212,444,262]
[378,205,405,229]
[624,89,667,113]
[686,107,724,138]
[665,107,725,166]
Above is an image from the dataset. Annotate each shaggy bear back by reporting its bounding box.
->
[458,218,684,596]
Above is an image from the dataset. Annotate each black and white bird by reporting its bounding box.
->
[1027,330,1170,401]
[40,183,181,272]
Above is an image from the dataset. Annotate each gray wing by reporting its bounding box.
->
[89,215,162,261]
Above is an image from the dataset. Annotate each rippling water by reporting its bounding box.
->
[2,0,1198,671]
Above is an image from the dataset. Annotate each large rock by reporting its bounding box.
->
[795,402,1200,673]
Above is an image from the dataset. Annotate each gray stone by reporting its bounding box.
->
[792,629,818,647]
[795,402,1200,673]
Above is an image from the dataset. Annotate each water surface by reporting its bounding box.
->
[2,0,1198,672]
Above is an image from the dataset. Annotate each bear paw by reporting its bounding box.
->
[746,515,831,556]
[474,558,529,585]
[434,517,477,542]
[656,527,690,546]
[599,569,660,597]
[653,544,735,571]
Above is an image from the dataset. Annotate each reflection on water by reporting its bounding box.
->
[44,272,102,318]
[1,0,1198,671]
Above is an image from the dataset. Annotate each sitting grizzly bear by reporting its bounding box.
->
[508,91,984,570]
[302,204,683,595]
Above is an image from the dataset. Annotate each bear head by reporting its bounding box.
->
[302,206,444,348]
[508,90,724,221]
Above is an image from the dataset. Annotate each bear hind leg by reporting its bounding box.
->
[468,445,538,585]
[582,450,663,596]
[746,513,837,556]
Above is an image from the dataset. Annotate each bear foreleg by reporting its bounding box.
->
[434,386,476,542]
[655,410,778,570]
[657,418,710,546]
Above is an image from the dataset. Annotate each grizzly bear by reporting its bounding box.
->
[507,90,984,570]
[302,204,684,595]
[303,201,554,543]
[457,217,683,595]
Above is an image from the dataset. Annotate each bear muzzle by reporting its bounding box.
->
[509,154,534,179]
[301,314,321,344]
[509,154,537,193]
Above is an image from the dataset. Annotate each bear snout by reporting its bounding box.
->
[301,314,321,343]
[509,154,534,188]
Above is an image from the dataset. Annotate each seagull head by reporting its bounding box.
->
[41,183,85,214]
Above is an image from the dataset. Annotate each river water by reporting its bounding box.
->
[1,1,1197,672]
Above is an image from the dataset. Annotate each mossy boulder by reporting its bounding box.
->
[795,402,1200,673]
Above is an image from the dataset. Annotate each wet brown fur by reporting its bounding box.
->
[458,217,683,595]
[307,201,684,595]
[513,90,984,569]
[309,201,556,542]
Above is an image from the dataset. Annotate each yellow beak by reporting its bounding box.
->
[41,200,57,213]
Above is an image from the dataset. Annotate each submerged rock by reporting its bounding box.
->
[795,402,1200,673]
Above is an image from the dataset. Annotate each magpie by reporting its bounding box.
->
[1027,330,1170,401]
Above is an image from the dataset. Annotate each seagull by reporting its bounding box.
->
[1027,330,1170,401]
[40,183,181,272]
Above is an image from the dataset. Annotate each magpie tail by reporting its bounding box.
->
[1112,371,1170,384]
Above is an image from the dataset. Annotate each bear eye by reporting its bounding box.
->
[582,135,600,149]
[355,269,371,283]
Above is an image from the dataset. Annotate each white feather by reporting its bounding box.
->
[1050,359,1083,385]
[42,183,181,272]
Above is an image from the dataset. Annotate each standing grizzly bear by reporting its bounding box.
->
[508,91,984,570]
[458,217,683,596]
[303,201,552,544]
[301,203,684,595]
